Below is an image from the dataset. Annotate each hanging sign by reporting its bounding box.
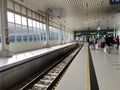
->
[110,0,120,5]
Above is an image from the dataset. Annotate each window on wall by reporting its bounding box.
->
[7,0,47,43]
[43,24,46,41]
[7,12,15,42]
[49,26,52,40]
[28,19,33,42]
[22,16,28,42]
[64,32,71,41]
[8,12,14,23]
[41,24,44,41]
[39,22,42,41]
[49,26,60,41]
[15,14,22,42]
[33,20,36,41]
[36,22,40,41]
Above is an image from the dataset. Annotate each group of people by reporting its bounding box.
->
[87,34,120,53]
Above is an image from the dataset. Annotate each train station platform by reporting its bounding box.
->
[0,43,76,71]
[55,44,120,90]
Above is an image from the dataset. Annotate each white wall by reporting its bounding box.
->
[0,40,64,54]
[0,42,46,54]
[49,40,61,47]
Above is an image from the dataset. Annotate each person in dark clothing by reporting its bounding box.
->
[116,35,119,49]
[109,34,114,45]
[86,37,90,44]
[105,35,112,53]
[105,35,111,46]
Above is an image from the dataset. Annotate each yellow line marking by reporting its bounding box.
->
[86,48,91,90]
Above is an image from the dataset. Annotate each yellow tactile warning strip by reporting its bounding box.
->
[86,48,91,90]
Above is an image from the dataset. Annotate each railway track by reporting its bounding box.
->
[20,46,82,90]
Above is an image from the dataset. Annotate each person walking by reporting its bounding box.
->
[105,35,112,53]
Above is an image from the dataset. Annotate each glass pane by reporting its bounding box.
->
[43,24,46,31]
[23,35,27,42]
[29,35,33,41]
[7,12,14,23]
[22,26,28,42]
[16,36,22,42]
[16,24,22,32]
[33,20,36,28]
[44,32,46,41]
[8,23,15,34]
[29,27,33,34]
[9,36,15,42]
[28,19,32,27]
[40,23,42,29]
[41,31,43,41]
[22,25,27,34]
[15,14,21,24]
[34,35,36,41]
[37,22,39,28]
[22,16,27,25]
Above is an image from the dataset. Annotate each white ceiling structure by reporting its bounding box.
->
[14,0,120,31]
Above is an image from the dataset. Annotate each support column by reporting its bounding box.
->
[63,25,66,44]
[45,13,50,48]
[0,0,12,57]
[114,27,116,37]
[60,24,63,45]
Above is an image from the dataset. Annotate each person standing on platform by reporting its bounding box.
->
[116,35,119,49]
[86,36,90,44]
[105,35,112,53]
[100,35,105,48]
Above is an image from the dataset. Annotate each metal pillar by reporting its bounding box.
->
[0,0,12,57]
[45,13,50,48]
[63,25,66,44]
[114,27,116,37]
[60,24,63,45]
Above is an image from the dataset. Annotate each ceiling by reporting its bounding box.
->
[14,0,120,31]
